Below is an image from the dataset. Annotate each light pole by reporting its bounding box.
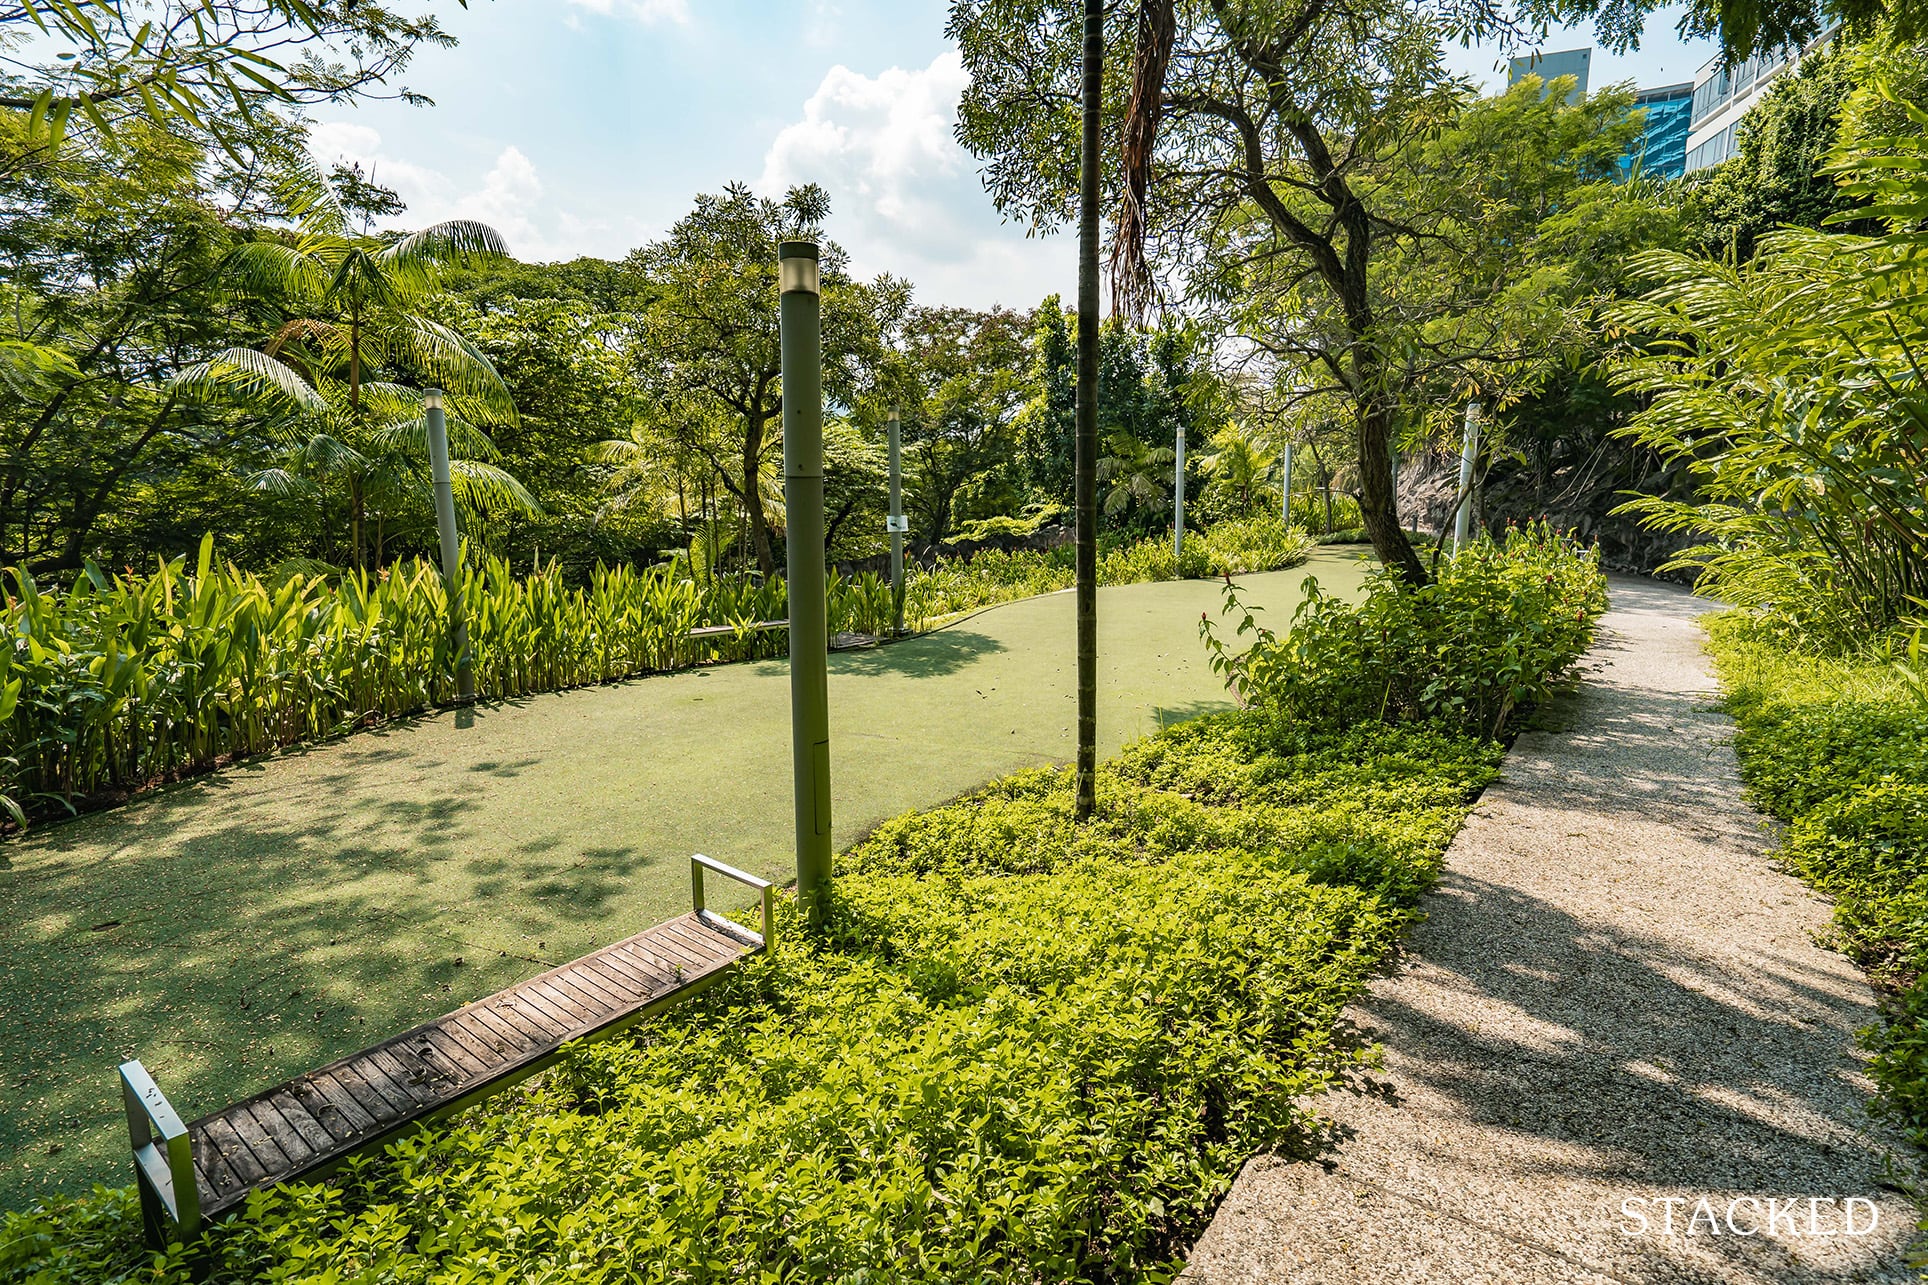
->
[1281,441,1294,526]
[887,405,905,636]
[1173,421,1186,561]
[780,240,832,927]
[1454,402,1480,552]
[424,390,473,703]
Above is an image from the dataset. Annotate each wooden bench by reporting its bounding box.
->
[120,855,773,1247]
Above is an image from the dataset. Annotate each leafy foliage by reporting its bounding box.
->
[0,0,456,162]
[1609,75,1928,648]
[0,707,1498,1283]
[0,519,1311,823]
[1706,615,1928,1140]
[1203,522,1606,737]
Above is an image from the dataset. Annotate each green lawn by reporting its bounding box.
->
[0,553,1370,1209]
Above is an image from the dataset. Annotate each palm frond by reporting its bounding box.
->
[220,240,328,305]
[272,149,351,239]
[393,316,516,422]
[173,348,325,413]
[246,468,319,496]
[0,339,81,398]
[367,413,504,463]
[383,220,512,291]
[449,459,542,517]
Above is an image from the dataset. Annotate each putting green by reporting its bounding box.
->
[0,551,1371,1209]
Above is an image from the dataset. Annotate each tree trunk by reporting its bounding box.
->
[1354,390,1427,585]
[1073,0,1102,822]
[743,407,776,577]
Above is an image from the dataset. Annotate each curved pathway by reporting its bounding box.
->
[0,554,1368,1209]
[1182,575,1919,1284]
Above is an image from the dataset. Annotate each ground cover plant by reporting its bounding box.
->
[1705,618,1928,1138]
[0,721,1503,1284]
[0,530,1600,1283]
[0,519,1309,825]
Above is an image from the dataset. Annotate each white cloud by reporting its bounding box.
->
[307,122,637,263]
[759,51,1074,311]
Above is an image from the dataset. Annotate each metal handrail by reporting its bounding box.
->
[687,619,787,639]
[120,1059,200,1243]
[690,853,775,950]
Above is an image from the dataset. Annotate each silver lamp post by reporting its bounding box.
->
[1173,420,1187,561]
[1281,441,1294,525]
[1454,402,1480,552]
[424,390,473,702]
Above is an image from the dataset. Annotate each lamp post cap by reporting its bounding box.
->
[424,389,445,410]
[778,240,820,260]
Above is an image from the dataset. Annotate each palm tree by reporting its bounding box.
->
[183,162,536,568]
[1097,431,1175,522]
[1073,0,1102,822]
[1199,420,1280,517]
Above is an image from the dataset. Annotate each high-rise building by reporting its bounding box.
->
[1684,29,1839,171]
[1508,47,1592,102]
[1625,83,1693,178]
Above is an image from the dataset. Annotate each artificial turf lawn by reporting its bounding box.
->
[0,554,1372,1209]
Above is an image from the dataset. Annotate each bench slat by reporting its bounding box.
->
[176,914,760,1220]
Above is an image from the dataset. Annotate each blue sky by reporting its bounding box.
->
[311,1,1717,311]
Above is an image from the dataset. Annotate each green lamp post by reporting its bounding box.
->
[780,240,832,927]
[888,405,906,636]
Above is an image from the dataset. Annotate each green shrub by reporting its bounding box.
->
[1706,621,1928,1143]
[1203,522,1606,738]
[0,715,1496,1284]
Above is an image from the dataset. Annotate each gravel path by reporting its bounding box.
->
[1182,575,1921,1284]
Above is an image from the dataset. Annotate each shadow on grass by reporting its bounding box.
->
[0,780,653,1213]
[829,627,1009,680]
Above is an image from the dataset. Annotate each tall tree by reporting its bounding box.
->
[204,163,535,567]
[957,1,1660,585]
[896,305,1032,544]
[629,183,892,577]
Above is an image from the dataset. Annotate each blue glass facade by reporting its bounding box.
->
[1623,89,1693,179]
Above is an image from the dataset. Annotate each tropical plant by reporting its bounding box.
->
[1609,79,1928,649]
[0,519,1312,823]
[1096,430,1175,522]
[1199,420,1281,517]
[194,162,537,568]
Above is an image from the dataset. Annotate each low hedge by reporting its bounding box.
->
[1706,617,1928,1140]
